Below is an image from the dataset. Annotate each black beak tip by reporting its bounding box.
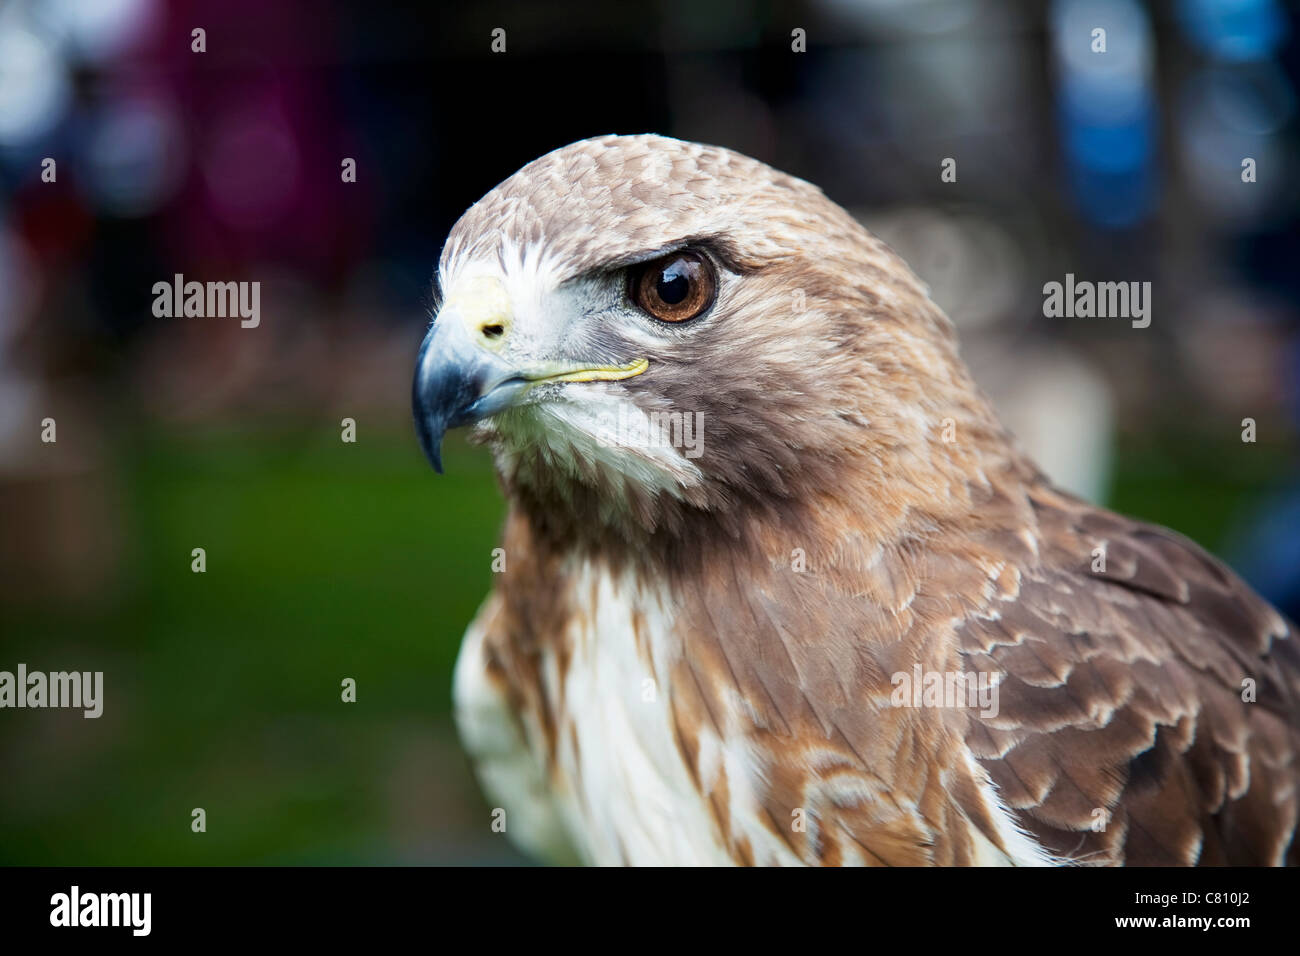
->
[414,408,446,475]
[413,378,447,475]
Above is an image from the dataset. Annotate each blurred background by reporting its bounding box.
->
[0,0,1297,864]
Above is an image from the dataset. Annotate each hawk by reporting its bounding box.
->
[412,134,1300,866]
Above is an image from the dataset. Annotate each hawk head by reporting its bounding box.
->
[414,134,1013,555]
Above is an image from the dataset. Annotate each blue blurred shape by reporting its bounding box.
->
[1052,0,1159,228]
[1231,487,1300,622]
[1061,83,1155,172]
[1178,0,1289,62]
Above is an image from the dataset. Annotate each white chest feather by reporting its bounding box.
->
[544,569,731,864]
[453,563,805,865]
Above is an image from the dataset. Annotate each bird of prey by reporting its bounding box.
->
[412,134,1299,866]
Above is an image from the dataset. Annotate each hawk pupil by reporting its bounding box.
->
[657,265,689,305]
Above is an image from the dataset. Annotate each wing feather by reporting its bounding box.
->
[958,483,1300,865]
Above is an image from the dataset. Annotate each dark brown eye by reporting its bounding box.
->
[628,251,716,323]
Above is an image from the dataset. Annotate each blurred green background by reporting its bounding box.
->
[1,424,534,864]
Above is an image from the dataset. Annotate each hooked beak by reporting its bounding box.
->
[412,277,649,473]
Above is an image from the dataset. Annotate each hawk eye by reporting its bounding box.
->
[628,251,715,323]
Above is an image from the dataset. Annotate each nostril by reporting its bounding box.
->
[481,323,505,340]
